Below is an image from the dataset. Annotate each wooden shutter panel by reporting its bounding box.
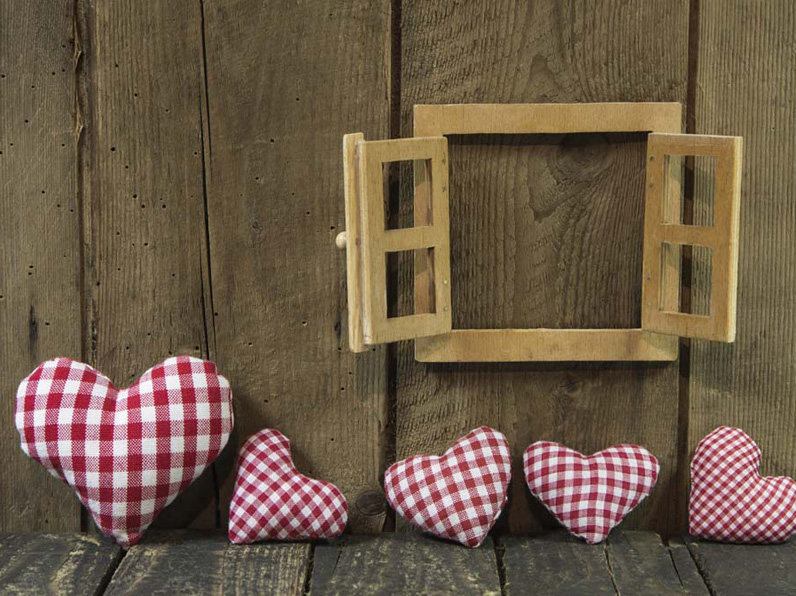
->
[339,133,452,351]
[641,133,743,342]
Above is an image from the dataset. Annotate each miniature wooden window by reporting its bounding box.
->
[641,133,743,342]
[338,104,743,362]
[338,133,452,352]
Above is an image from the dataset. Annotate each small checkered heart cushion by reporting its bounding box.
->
[690,426,796,543]
[384,427,511,548]
[524,442,659,544]
[15,356,233,548]
[228,429,347,543]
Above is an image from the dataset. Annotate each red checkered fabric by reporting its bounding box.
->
[384,427,511,548]
[524,442,659,544]
[690,426,796,543]
[15,356,233,548]
[228,428,347,543]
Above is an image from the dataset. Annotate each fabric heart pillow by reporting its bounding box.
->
[690,426,796,543]
[228,428,348,543]
[524,442,659,544]
[15,356,233,548]
[384,427,511,548]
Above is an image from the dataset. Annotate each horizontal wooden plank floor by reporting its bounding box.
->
[0,533,121,595]
[312,534,501,595]
[1,530,793,595]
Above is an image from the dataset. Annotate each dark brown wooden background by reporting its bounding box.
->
[1,0,793,537]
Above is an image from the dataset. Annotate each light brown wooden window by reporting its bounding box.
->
[340,134,452,352]
[339,104,743,362]
[641,133,743,342]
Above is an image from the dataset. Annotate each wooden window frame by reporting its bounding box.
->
[413,102,683,362]
[342,133,452,352]
[641,133,743,342]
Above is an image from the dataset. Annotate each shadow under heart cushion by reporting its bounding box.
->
[15,356,233,548]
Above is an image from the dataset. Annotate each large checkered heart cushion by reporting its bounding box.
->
[228,428,347,543]
[690,426,796,543]
[524,442,659,544]
[384,427,511,548]
[15,356,233,548]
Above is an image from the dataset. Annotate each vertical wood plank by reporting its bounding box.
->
[80,0,217,528]
[202,0,390,533]
[398,0,688,534]
[0,1,82,531]
[687,1,796,506]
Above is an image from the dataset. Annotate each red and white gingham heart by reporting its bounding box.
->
[690,426,796,543]
[15,356,233,548]
[384,427,511,548]
[228,429,348,543]
[524,442,659,544]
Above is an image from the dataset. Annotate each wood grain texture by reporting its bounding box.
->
[685,538,796,596]
[415,329,679,362]
[359,137,451,344]
[201,0,391,533]
[0,533,121,595]
[501,533,615,595]
[311,534,501,595]
[0,0,82,531]
[606,531,703,594]
[687,0,796,507]
[78,0,218,528]
[398,0,688,534]
[668,537,712,595]
[642,133,743,342]
[502,532,708,595]
[104,531,309,596]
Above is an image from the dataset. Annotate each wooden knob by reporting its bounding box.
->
[335,231,348,250]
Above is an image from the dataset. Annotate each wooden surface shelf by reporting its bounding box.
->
[1,530,792,595]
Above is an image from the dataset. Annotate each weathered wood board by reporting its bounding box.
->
[501,533,616,595]
[502,531,708,595]
[6,531,796,594]
[104,531,309,595]
[201,0,390,533]
[668,537,714,595]
[686,538,796,596]
[0,533,121,595]
[311,534,501,595]
[607,531,707,595]
[686,0,796,518]
[76,0,219,530]
[0,0,83,532]
[397,0,688,535]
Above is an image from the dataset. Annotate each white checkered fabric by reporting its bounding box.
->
[384,427,511,548]
[690,426,796,543]
[15,356,233,548]
[228,428,347,543]
[524,442,659,544]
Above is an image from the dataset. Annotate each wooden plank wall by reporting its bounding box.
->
[397,0,687,534]
[200,0,390,533]
[77,0,218,529]
[0,0,82,532]
[688,2,796,502]
[1,0,794,538]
